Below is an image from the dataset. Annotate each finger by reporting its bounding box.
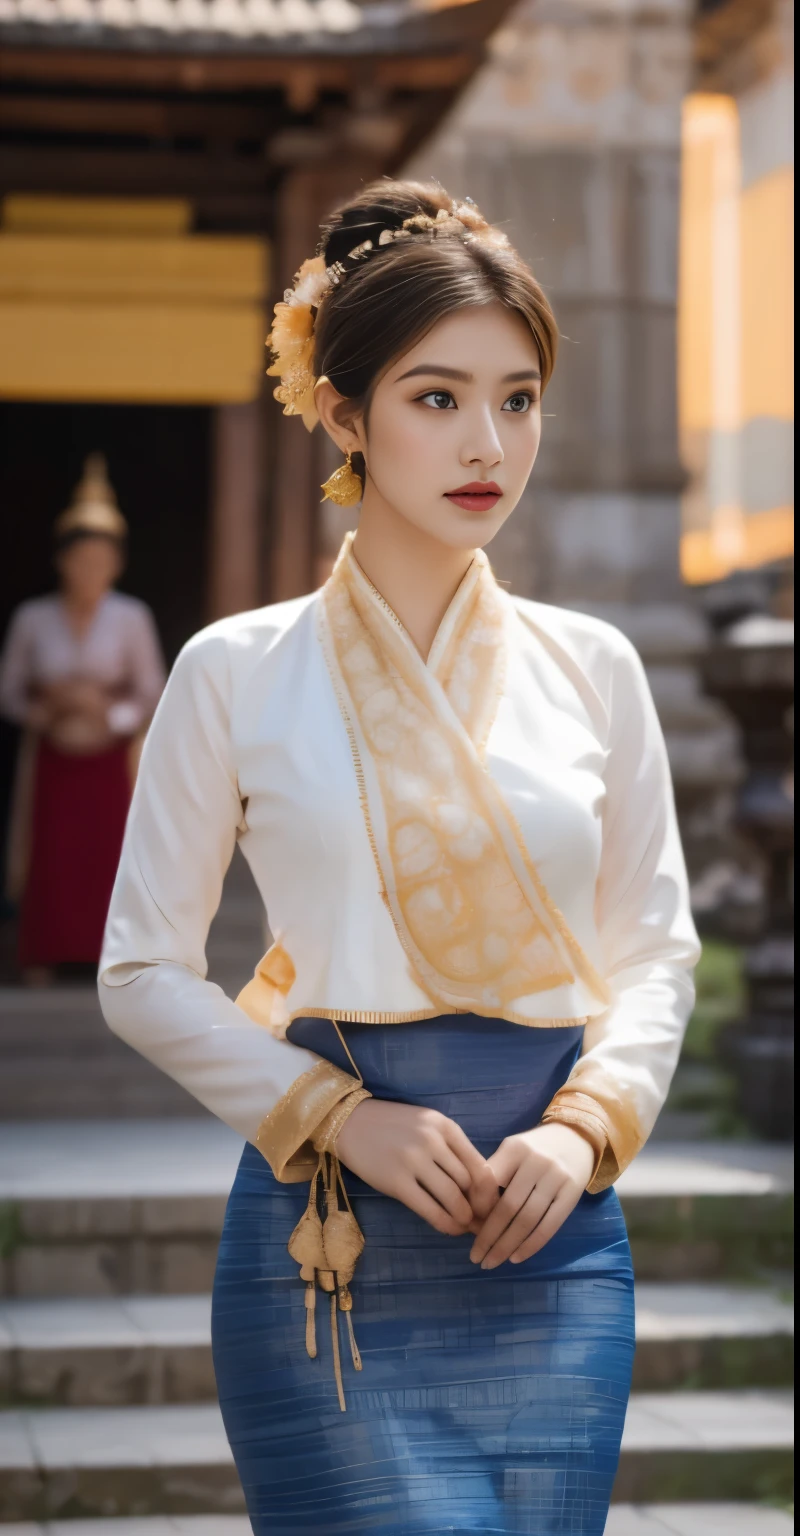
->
[480,1179,559,1270]
[468,1163,502,1222]
[469,1164,534,1264]
[431,1140,478,1196]
[443,1120,492,1188]
[483,1139,523,1190]
[510,1187,579,1264]
[407,1181,472,1237]
[416,1164,474,1229]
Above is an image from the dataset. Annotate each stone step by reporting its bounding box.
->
[0,1284,792,1407]
[0,1297,215,1407]
[0,1124,792,1297]
[0,1512,796,1536]
[0,1062,208,1124]
[612,1390,794,1505]
[617,1141,793,1282]
[0,1391,793,1521]
[0,991,209,1122]
[630,1283,794,1391]
[607,1508,794,1534]
[0,846,266,1122]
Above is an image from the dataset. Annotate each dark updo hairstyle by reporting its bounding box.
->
[313,180,559,491]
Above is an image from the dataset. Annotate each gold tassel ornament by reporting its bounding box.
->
[321,452,363,507]
[287,1150,365,1411]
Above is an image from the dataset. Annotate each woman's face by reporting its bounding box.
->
[57,536,123,604]
[343,304,543,551]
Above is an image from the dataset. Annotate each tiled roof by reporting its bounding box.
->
[0,0,369,41]
[0,0,506,60]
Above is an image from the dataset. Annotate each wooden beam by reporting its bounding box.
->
[0,145,271,197]
[0,45,476,96]
[270,165,323,603]
[270,157,382,602]
[693,0,780,90]
[374,54,475,91]
[0,93,275,141]
[208,401,264,620]
[0,47,354,92]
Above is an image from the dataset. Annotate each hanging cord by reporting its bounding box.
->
[331,1016,363,1084]
[286,1018,366,1410]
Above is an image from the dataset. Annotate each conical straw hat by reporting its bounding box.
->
[55,453,128,540]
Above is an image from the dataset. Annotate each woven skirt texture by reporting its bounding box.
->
[212,1014,635,1535]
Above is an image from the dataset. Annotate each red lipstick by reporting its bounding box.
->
[444,481,502,512]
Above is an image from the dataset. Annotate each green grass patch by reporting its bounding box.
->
[0,1201,22,1259]
[683,938,745,1062]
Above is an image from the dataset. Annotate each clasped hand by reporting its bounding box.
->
[335,1100,595,1270]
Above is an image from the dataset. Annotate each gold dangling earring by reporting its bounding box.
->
[321,451,362,507]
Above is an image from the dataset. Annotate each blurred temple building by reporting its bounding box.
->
[0,0,518,661]
[0,0,793,898]
[396,0,794,898]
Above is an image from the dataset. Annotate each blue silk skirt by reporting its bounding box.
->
[212,1016,635,1535]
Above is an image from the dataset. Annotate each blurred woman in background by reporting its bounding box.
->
[0,453,165,982]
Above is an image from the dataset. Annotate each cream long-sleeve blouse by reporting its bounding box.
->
[99,540,700,1192]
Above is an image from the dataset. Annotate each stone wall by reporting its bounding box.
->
[405,0,742,875]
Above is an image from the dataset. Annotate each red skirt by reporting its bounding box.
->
[18,739,132,968]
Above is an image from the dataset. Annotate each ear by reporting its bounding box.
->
[314,377,366,458]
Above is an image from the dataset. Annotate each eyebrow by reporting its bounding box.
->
[396,364,541,383]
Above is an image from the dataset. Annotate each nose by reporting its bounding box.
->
[459,405,503,471]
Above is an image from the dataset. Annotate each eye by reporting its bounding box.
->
[502,392,534,413]
[417,390,457,410]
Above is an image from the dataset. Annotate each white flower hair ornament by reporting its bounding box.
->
[266,205,509,434]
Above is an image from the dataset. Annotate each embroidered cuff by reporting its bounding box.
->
[254,1060,363,1183]
[312,1086,372,1154]
[542,1082,644,1192]
[541,1097,612,1192]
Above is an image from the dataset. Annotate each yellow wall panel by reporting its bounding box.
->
[678,99,723,435]
[0,234,267,304]
[740,166,794,422]
[681,504,794,584]
[0,299,266,404]
[3,196,192,237]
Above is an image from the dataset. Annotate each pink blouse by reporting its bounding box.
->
[0,592,166,736]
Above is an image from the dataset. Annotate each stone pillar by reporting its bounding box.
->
[208,400,263,621]
[405,0,742,872]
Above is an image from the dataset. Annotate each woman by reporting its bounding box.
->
[0,454,165,978]
[99,184,699,1534]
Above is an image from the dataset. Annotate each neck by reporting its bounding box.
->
[61,591,104,623]
[352,497,475,660]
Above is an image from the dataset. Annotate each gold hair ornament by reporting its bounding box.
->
[266,202,509,434]
[321,451,363,507]
[55,453,128,541]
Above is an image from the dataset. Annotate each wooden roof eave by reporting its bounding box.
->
[0,0,515,80]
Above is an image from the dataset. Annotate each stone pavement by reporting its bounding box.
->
[0,1510,795,1534]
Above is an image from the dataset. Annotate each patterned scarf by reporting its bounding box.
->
[320,535,606,1016]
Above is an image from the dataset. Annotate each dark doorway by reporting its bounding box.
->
[0,399,212,966]
[1,400,212,666]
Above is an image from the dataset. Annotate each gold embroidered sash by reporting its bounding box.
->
[320,536,607,1016]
